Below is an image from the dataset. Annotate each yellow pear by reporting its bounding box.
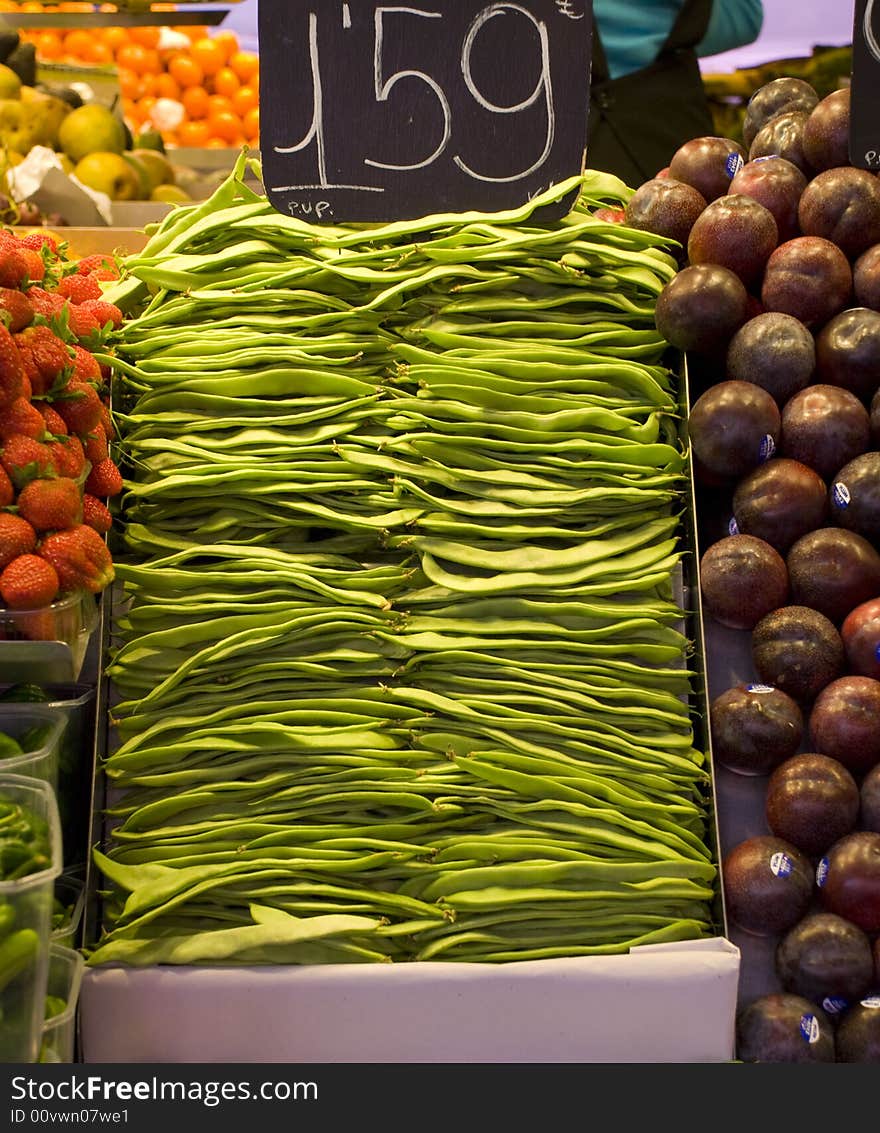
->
[0,99,42,156]
[0,64,21,100]
[129,148,175,193]
[150,183,191,204]
[59,103,126,163]
[74,151,142,201]
[18,86,71,149]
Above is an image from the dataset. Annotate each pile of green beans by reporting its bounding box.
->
[87,152,718,967]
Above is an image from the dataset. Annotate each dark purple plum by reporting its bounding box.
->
[829,452,880,543]
[736,994,836,1063]
[802,87,851,173]
[687,194,778,286]
[732,458,829,554]
[835,1000,880,1063]
[779,384,871,481]
[853,243,880,311]
[749,110,812,176]
[760,236,853,329]
[667,135,747,202]
[785,527,880,625]
[687,379,780,480]
[623,176,707,258]
[699,533,788,630]
[765,753,860,859]
[808,675,880,777]
[776,912,874,1005]
[798,167,880,259]
[816,830,880,935]
[729,155,808,243]
[841,598,880,681]
[709,682,803,776]
[723,834,815,936]
[860,762,880,833]
[814,307,880,405]
[741,77,820,150]
[725,311,815,406]
[751,604,844,703]
[655,263,749,356]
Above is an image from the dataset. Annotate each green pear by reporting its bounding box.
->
[0,64,22,100]
[18,85,71,149]
[58,103,126,164]
[129,147,175,193]
[0,99,42,155]
[74,150,142,201]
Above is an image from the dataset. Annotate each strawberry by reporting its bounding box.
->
[82,426,108,465]
[0,322,25,409]
[76,253,119,278]
[82,493,112,535]
[16,477,83,533]
[0,396,47,442]
[0,434,55,488]
[99,400,114,439]
[37,403,68,436]
[0,287,35,334]
[47,434,86,480]
[38,524,114,595]
[18,247,46,284]
[84,457,122,498]
[0,513,37,570]
[0,465,13,507]
[27,287,67,321]
[14,325,73,397]
[71,344,102,383]
[52,380,103,437]
[19,232,60,256]
[77,299,123,332]
[0,553,60,609]
[57,273,102,305]
[65,303,101,344]
[0,243,29,290]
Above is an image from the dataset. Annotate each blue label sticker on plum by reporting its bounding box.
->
[752,154,778,164]
[800,1014,821,1044]
[860,996,880,1009]
[728,517,739,536]
[770,851,793,878]
[759,434,776,461]
[816,858,829,886]
[747,684,776,694]
[822,996,849,1017]
[833,482,851,508]
[726,152,745,178]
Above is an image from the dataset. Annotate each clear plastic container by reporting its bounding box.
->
[0,705,68,795]
[51,870,86,951]
[0,591,100,681]
[0,774,63,1064]
[39,945,84,1065]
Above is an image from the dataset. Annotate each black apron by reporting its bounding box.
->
[586,0,716,189]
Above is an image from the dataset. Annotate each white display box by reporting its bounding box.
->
[79,938,740,1064]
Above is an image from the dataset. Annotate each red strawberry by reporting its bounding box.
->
[0,434,55,487]
[47,434,86,480]
[52,380,103,437]
[19,232,60,256]
[18,247,46,284]
[71,344,102,383]
[0,288,35,334]
[0,553,60,609]
[77,299,123,331]
[14,326,73,397]
[27,287,67,321]
[0,323,25,409]
[65,303,101,344]
[99,400,114,439]
[0,243,29,290]
[82,493,112,534]
[37,403,68,436]
[0,513,37,570]
[90,269,118,283]
[0,396,47,442]
[82,426,108,465]
[0,465,13,507]
[38,524,114,595]
[16,477,83,533]
[76,253,119,278]
[57,273,102,305]
[84,457,122,498]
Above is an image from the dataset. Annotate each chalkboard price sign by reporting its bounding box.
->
[850,0,880,168]
[257,1,593,223]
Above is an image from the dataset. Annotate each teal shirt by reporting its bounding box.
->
[594,0,764,80]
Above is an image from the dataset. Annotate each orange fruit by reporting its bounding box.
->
[189,37,226,77]
[206,94,233,118]
[130,27,161,50]
[205,137,230,150]
[117,43,151,74]
[117,66,144,100]
[210,30,240,63]
[87,41,113,66]
[212,66,240,99]
[63,29,92,61]
[154,72,182,100]
[181,85,210,121]
[168,54,205,90]
[207,109,242,144]
[229,51,259,84]
[177,119,211,148]
[34,32,63,61]
[232,85,258,117]
[103,27,130,55]
[243,107,260,144]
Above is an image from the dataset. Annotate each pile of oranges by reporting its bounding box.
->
[3,3,260,149]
